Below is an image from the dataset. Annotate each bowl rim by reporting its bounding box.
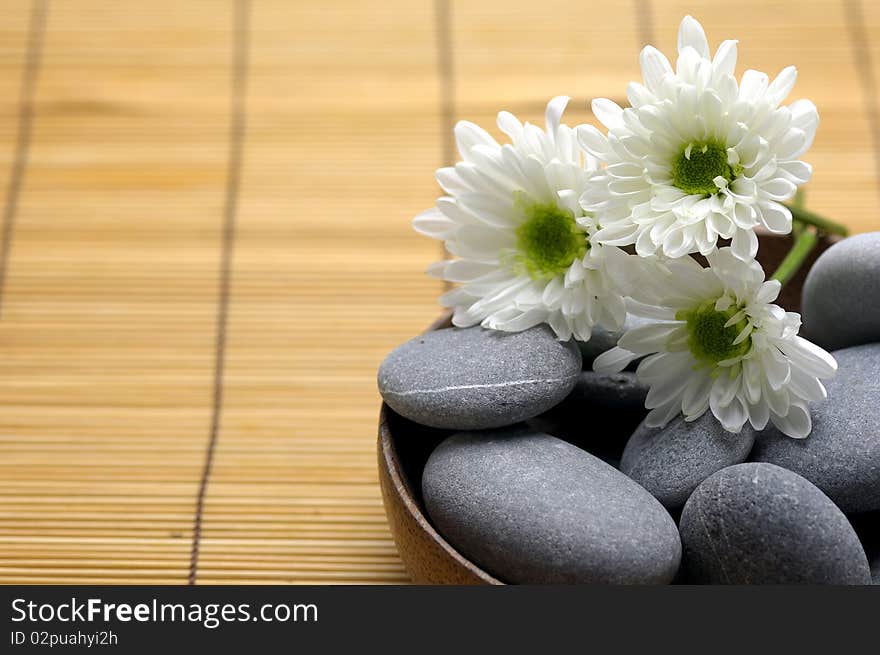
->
[378,403,503,584]
[378,310,503,584]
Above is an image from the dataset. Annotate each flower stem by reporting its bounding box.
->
[770,226,819,287]
[772,191,846,287]
[784,202,849,237]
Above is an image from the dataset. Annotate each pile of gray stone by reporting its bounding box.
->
[377,233,880,584]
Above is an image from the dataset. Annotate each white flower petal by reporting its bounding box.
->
[710,369,741,409]
[747,399,770,431]
[678,15,710,59]
[454,121,498,157]
[644,354,694,409]
[788,366,827,403]
[592,98,625,130]
[443,260,498,283]
[682,371,713,418]
[789,99,819,152]
[576,124,610,159]
[619,322,683,354]
[426,261,448,279]
[413,208,456,238]
[767,66,797,106]
[640,45,673,92]
[594,346,638,374]
[756,279,781,305]
[435,167,468,194]
[760,348,791,390]
[761,178,797,201]
[712,39,738,77]
[775,128,807,160]
[776,336,837,379]
[497,111,523,142]
[711,394,749,433]
[776,160,812,185]
[645,400,685,428]
[544,96,570,136]
[739,69,769,103]
[759,201,792,233]
[730,227,759,260]
[770,401,812,439]
[627,82,655,108]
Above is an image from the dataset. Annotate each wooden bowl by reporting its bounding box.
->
[377,231,840,584]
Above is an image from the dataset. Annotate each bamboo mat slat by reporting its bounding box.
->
[0,0,877,585]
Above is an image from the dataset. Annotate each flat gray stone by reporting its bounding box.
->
[378,325,581,430]
[576,314,652,367]
[680,463,871,584]
[752,343,880,512]
[621,413,755,510]
[422,426,681,584]
[803,232,880,350]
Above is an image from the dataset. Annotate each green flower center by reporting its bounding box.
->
[514,198,588,279]
[676,300,751,366]
[671,141,742,196]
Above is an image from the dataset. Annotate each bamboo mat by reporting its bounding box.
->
[0,0,877,585]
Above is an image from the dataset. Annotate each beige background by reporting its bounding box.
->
[0,0,877,583]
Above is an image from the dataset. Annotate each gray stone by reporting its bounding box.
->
[422,426,681,584]
[802,232,880,350]
[378,325,581,430]
[752,343,880,512]
[680,463,871,584]
[621,413,756,510]
[576,314,653,367]
[565,370,648,410]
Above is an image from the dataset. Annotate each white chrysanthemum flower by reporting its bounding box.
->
[578,15,818,261]
[414,97,637,341]
[594,248,837,439]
